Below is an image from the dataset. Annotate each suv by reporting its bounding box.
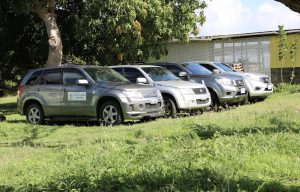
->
[17,65,164,125]
[198,61,273,101]
[153,62,248,107]
[110,65,211,118]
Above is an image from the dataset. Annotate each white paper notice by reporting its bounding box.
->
[68,92,86,101]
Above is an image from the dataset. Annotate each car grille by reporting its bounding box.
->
[140,90,158,98]
[235,80,245,87]
[145,102,161,109]
[192,88,207,94]
[262,77,271,83]
[196,98,210,105]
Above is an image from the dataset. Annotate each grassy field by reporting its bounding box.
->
[0,93,300,191]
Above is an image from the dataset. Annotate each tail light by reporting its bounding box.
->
[17,84,24,97]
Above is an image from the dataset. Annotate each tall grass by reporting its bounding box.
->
[0,94,300,191]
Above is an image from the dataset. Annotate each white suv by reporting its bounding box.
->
[111,65,211,118]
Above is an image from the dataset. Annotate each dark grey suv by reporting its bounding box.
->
[17,65,164,125]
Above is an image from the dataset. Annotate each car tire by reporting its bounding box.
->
[26,103,45,125]
[163,96,177,118]
[99,101,123,126]
[209,90,220,109]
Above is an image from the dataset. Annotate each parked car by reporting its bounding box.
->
[152,62,248,107]
[110,65,211,118]
[197,61,273,101]
[17,65,165,125]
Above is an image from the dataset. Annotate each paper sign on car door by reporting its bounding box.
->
[68,92,86,101]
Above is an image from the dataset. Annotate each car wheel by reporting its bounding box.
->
[209,90,220,109]
[163,96,177,118]
[99,101,123,125]
[26,104,45,125]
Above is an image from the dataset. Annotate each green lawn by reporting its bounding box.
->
[0,94,300,191]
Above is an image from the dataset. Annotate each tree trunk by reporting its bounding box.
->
[32,0,62,67]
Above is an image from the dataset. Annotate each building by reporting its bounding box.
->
[151,29,300,84]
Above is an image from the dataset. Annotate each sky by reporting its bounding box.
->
[199,0,300,36]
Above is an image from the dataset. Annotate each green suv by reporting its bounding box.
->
[17,65,164,125]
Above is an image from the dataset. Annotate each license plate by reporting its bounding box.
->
[267,84,272,90]
[150,99,158,104]
[240,88,246,94]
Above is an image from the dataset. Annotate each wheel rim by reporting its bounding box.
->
[103,105,118,124]
[28,107,41,124]
[164,99,172,117]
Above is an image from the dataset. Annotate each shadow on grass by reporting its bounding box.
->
[1,168,299,192]
[187,116,300,140]
[0,102,17,115]
[0,126,71,149]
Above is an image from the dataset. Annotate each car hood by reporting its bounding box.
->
[155,80,205,89]
[96,81,154,91]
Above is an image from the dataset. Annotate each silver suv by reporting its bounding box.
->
[110,65,211,118]
[17,65,164,125]
[153,62,248,107]
[198,61,273,101]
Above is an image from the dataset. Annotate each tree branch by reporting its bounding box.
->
[275,0,300,13]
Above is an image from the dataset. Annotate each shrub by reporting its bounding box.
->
[274,83,300,94]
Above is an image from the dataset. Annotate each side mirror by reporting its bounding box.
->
[213,69,220,74]
[76,79,89,86]
[178,71,187,77]
[136,77,148,84]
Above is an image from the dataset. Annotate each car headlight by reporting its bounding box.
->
[246,75,263,82]
[123,91,143,100]
[180,88,194,95]
[216,78,236,86]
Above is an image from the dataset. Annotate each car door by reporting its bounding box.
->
[61,68,94,117]
[38,68,62,116]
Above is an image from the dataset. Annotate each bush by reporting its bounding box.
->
[274,83,300,94]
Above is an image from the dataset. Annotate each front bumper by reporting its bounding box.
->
[177,93,211,110]
[219,86,247,104]
[248,83,273,98]
[121,99,165,120]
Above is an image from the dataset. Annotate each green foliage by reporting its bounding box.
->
[289,40,297,84]
[278,25,287,83]
[75,0,207,64]
[274,83,300,94]
[1,93,300,191]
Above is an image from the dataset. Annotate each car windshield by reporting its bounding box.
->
[84,67,129,83]
[181,63,213,75]
[215,63,235,72]
[142,67,179,81]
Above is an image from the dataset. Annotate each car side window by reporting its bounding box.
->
[63,68,86,85]
[39,69,62,85]
[200,64,217,71]
[26,71,42,85]
[123,68,145,83]
[165,65,183,77]
[112,68,123,75]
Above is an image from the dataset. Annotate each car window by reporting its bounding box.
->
[141,67,179,81]
[181,63,213,75]
[199,64,218,72]
[112,68,123,75]
[26,70,42,85]
[84,67,129,83]
[39,69,62,85]
[165,65,183,76]
[63,68,86,85]
[215,63,235,72]
[123,68,145,83]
